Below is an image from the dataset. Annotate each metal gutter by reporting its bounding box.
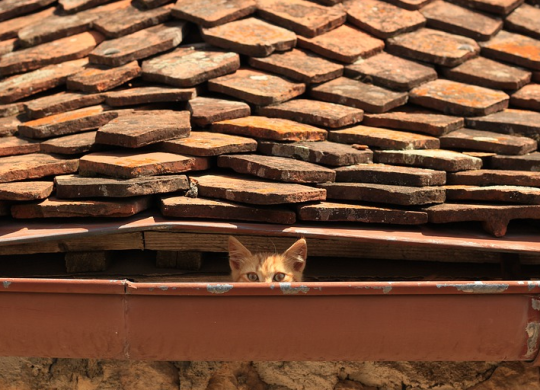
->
[0,278,539,362]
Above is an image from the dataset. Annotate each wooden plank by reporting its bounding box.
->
[143,231,529,264]
[0,232,143,255]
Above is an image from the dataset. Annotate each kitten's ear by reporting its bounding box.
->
[228,236,252,270]
[283,238,307,272]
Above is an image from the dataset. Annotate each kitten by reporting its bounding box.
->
[228,236,307,283]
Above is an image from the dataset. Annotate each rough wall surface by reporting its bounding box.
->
[0,358,538,390]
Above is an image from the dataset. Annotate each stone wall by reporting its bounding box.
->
[0,359,538,390]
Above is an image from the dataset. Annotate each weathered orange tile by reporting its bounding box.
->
[67,61,142,93]
[446,185,540,204]
[201,17,296,57]
[465,109,540,140]
[0,115,23,137]
[420,0,502,41]
[142,43,240,87]
[440,128,537,155]
[248,48,343,84]
[511,84,540,111]
[79,151,209,178]
[136,0,173,9]
[447,0,524,15]
[94,4,172,38]
[257,99,363,128]
[25,91,106,119]
[0,153,79,183]
[490,152,540,171]
[172,0,256,28]
[311,77,408,113]
[0,102,25,118]
[0,31,104,76]
[0,38,17,56]
[0,6,55,40]
[480,30,540,71]
[0,136,40,157]
[90,22,187,66]
[297,24,384,64]
[187,97,250,127]
[335,163,446,187]
[505,3,540,40]
[0,0,55,22]
[442,57,531,91]
[383,0,435,10]
[160,196,296,224]
[345,0,426,39]
[40,131,103,155]
[59,0,113,13]
[0,181,53,201]
[208,68,305,106]
[159,131,257,156]
[374,149,483,172]
[448,169,540,187]
[387,28,479,67]
[191,173,326,205]
[106,86,196,107]
[345,52,437,92]
[409,79,509,117]
[212,116,327,141]
[297,201,428,225]
[0,58,89,104]
[257,0,346,38]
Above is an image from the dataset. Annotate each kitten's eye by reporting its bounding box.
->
[247,272,259,282]
[273,273,286,282]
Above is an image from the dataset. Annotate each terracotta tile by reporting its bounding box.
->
[256,0,346,38]
[446,0,524,15]
[505,3,540,40]
[190,173,326,205]
[0,0,55,22]
[0,31,104,77]
[18,105,119,139]
[335,163,446,187]
[465,109,540,140]
[106,85,196,107]
[440,128,537,155]
[329,125,439,150]
[511,84,540,111]
[297,201,428,224]
[142,43,240,87]
[0,102,25,118]
[66,61,141,94]
[310,77,408,113]
[363,107,464,137]
[345,0,425,39]
[248,48,343,84]
[11,196,152,218]
[96,110,191,148]
[297,24,384,64]
[383,0,435,10]
[480,30,540,71]
[40,131,103,155]
[18,12,99,47]
[420,0,502,41]
[94,4,172,38]
[448,169,540,187]
[25,91,106,119]
[0,181,53,201]
[446,184,540,204]
[201,17,296,57]
[84,0,133,14]
[0,115,23,137]
[345,52,436,92]
[59,0,113,13]
[136,0,174,9]
[212,116,327,141]
[159,131,257,156]
[0,6,55,40]
[79,151,209,178]
[0,136,40,157]
[172,0,256,28]
[0,153,79,183]
[386,28,479,67]
[425,203,539,237]
[56,173,189,198]
[490,152,540,171]
[0,58,89,104]
[0,38,17,56]
[374,149,483,172]
[257,99,362,129]
[89,21,187,66]
[218,154,336,183]
[409,79,509,117]
[160,196,296,224]
[442,57,531,91]
[320,182,445,206]
[207,68,305,106]
[258,140,372,167]
[187,97,250,127]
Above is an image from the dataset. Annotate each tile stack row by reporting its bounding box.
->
[0,0,540,236]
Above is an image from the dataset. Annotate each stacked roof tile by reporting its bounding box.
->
[1,0,540,237]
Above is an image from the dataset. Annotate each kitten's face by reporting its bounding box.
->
[228,236,307,283]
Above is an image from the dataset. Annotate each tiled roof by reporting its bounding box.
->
[1,0,540,238]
